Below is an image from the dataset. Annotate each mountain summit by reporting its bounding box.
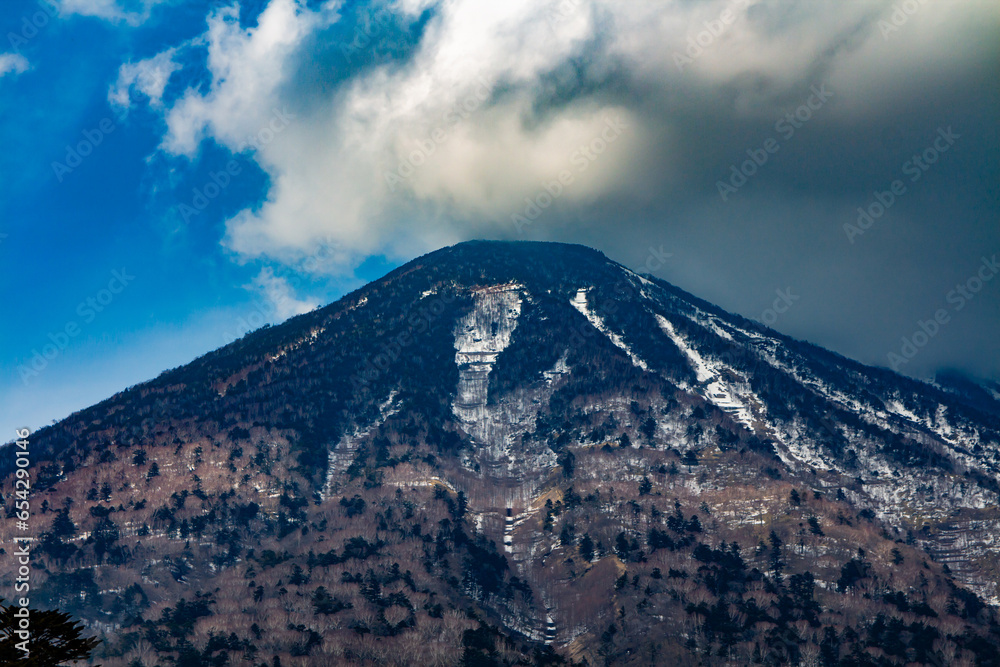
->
[6,241,1000,665]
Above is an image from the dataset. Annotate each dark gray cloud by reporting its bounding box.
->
[511,2,1000,383]
[120,0,1000,383]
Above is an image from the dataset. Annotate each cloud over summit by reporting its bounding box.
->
[112,0,1000,379]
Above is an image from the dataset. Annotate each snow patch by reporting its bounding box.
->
[543,351,571,385]
[453,284,523,425]
[449,284,565,482]
[321,390,400,499]
[570,288,648,370]
[656,314,759,433]
[656,315,711,383]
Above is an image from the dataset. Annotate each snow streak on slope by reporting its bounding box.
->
[570,288,647,370]
[543,352,570,385]
[453,284,523,427]
[661,312,882,471]
[754,341,989,467]
[659,308,1000,603]
[322,390,400,499]
[655,314,759,433]
[451,285,568,480]
[655,315,711,384]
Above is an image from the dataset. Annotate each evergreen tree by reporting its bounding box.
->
[50,508,75,538]
[769,530,785,582]
[638,476,652,496]
[0,599,100,666]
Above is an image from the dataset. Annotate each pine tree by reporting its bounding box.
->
[639,476,652,496]
[0,599,100,666]
[579,533,595,562]
[769,530,785,582]
[50,508,75,538]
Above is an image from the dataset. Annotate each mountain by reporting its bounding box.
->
[4,240,1000,666]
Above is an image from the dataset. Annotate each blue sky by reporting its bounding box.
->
[0,0,401,438]
[2,0,998,440]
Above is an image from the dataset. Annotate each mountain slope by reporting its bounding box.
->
[3,241,1000,666]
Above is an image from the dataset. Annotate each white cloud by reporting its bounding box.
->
[0,53,29,80]
[160,0,340,156]
[56,0,172,26]
[249,267,320,320]
[131,0,1000,272]
[109,48,181,109]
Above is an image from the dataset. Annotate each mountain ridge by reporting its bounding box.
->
[4,240,1000,666]
[12,240,997,453]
